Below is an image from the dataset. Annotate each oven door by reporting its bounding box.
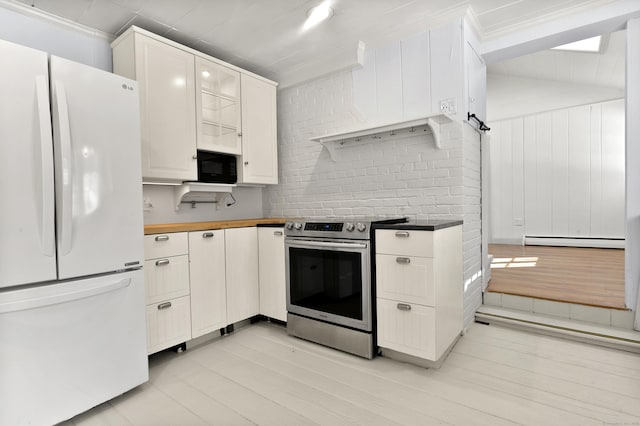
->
[285,238,371,332]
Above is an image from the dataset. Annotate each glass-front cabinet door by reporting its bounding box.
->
[195,57,241,154]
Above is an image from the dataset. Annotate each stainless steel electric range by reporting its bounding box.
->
[284,217,407,358]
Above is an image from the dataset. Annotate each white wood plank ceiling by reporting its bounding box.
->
[10,0,625,87]
[488,29,625,89]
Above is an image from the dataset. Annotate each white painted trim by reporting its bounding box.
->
[627,19,640,329]
[0,0,113,41]
[476,305,640,353]
[524,237,625,249]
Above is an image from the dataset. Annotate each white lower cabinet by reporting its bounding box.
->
[144,225,275,354]
[258,226,286,321]
[188,230,227,339]
[225,227,260,324]
[143,232,191,354]
[375,225,462,364]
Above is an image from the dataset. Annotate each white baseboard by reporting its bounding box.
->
[524,236,624,249]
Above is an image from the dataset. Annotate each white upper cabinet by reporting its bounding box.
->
[112,31,197,183]
[112,26,278,185]
[239,74,278,184]
[196,58,241,155]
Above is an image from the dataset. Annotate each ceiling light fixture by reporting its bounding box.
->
[304,1,334,31]
[551,35,603,53]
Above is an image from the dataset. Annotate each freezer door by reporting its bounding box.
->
[50,56,144,279]
[0,40,57,288]
[0,269,148,425]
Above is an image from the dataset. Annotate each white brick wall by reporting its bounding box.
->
[265,69,483,327]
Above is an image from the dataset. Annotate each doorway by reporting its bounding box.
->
[485,30,627,312]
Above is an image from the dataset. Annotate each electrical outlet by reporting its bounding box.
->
[439,98,457,114]
[143,197,153,212]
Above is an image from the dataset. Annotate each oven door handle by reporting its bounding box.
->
[287,239,368,250]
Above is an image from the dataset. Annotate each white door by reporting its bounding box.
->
[135,34,197,182]
[50,56,144,280]
[225,227,259,324]
[240,74,278,184]
[0,269,148,425]
[0,40,56,288]
[258,227,287,321]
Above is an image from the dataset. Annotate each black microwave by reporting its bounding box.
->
[196,150,237,184]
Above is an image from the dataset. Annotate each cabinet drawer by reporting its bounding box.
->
[146,296,191,355]
[144,255,190,304]
[375,229,433,257]
[376,254,434,306]
[376,298,436,360]
[144,232,188,260]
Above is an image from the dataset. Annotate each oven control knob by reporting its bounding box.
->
[285,222,294,230]
[294,222,302,231]
[345,222,355,232]
[356,222,367,232]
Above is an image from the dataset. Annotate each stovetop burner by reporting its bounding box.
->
[284,217,407,240]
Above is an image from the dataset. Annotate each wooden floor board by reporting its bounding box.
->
[66,322,640,426]
[487,244,626,309]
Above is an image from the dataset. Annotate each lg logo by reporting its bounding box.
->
[121,83,134,91]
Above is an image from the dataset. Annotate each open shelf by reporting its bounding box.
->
[309,114,452,161]
[173,182,235,210]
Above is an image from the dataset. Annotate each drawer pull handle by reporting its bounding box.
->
[157,302,172,310]
[397,303,412,311]
[155,235,169,242]
[274,231,283,236]
[155,259,170,266]
[395,231,410,238]
[396,257,411,264]
[202,232,214,238]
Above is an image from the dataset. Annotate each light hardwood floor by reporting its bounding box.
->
[488,244,626,309]
[63,322,640,425]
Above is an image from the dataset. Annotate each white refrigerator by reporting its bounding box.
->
[0,39,148,424]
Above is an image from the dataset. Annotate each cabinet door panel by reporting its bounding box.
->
[240,74,278,184]
[376,298,436,360]
[196,58,241,154]
[258,227,286,321]
[143,255,190,304]
[135,34,196,181]
[189,231,227,338]
[225,227,259,324]
[146,296,191,354]
[376,254,434,306]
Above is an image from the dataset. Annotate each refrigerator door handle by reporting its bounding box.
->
[53,80,73,255]
[35,75,55,257]
[0,277,131,314]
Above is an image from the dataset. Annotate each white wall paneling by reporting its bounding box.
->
[375,42,403,123]
[401,32,431,119]
[488,118,524,244]
[489,99,625,244]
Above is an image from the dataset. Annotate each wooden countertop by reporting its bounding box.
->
[144,218,288,235]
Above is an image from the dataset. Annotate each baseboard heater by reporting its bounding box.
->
[524,236,625,249]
